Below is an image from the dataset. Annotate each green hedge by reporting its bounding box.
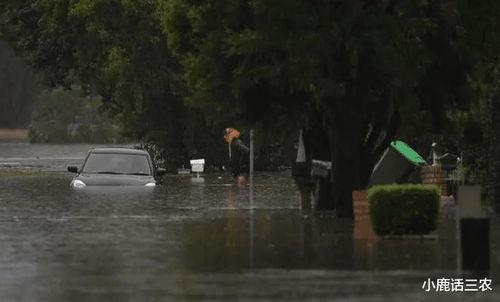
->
[368,184,440,236]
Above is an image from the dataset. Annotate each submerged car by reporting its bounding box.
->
[67,148,165,188]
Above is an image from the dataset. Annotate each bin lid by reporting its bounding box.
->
[390,140,426,166]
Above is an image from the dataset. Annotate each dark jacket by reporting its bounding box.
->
[229,138,249,177]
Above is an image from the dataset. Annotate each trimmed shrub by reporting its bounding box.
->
[368,184,440,236]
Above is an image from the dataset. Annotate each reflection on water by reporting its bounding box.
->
[0,143,499,301]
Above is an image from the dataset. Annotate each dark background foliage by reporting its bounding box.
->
[2,0,500,214]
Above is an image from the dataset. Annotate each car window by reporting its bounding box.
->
[82,153,151,175]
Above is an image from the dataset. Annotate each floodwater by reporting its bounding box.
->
[0,143,499,301]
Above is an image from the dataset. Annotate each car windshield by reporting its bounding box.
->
[82,153,151,175]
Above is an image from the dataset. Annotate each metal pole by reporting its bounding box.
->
[250,129,254,180]
[249,128,254,268]
[432,142,438,166]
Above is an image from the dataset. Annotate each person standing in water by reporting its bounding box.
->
[224,128,249,186]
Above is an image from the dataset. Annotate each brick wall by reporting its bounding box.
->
[352,190,378,241]
[421,165,447,196]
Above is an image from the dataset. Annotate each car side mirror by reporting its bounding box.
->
[156,168,166,176]
[67,166,78,173]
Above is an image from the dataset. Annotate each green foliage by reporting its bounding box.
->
[0,40,38,128]
[3,0,500,214]
[484,91,500,212]
[1,0,300,171]
[368,184,440,236]
[159,0,447,215]
[0,0,191,169]
[29,87,124,143]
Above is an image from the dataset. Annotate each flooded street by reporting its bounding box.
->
[0,143,499,301]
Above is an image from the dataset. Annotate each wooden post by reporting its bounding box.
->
[292,130,312,210]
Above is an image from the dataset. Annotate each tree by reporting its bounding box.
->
[160,0,434,216]
[4,0,500,214]
[1,0,187,169]
[161,0,500,216]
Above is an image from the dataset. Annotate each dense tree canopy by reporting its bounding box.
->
[0,0,223,170]
[3,0,500,214]
[159,0,500,216]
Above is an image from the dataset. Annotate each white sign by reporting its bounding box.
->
[190,159,205,173]
[190,159,205,165]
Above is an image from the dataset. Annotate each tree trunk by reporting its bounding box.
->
[326,106,373,218]
[304,121,332,210]
[315,177,333,210]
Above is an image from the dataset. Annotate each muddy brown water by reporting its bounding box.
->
[0,143,499,301]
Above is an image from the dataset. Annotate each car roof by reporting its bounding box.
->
[90,147,149,155]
